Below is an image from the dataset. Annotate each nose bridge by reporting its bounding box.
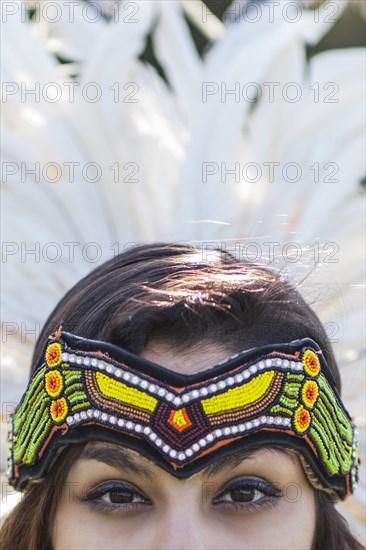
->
[150,494,207,550]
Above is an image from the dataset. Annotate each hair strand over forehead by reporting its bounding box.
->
[32,242,341,391]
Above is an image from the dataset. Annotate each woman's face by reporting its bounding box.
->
[52,343,316,550]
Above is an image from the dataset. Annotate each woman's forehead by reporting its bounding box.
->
[140,340,237,375]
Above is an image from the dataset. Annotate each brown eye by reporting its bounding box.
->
[84,481,151,511]
[213,478,282,511]
[105,489,135,504]
[230,487,260,503]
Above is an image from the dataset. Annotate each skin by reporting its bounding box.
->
[52,343,316,550]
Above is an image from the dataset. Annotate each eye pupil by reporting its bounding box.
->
[109,490,133,504]
[231,488,256,502]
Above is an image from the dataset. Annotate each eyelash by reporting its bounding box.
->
[83,477,281,514]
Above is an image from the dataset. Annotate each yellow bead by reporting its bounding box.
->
[96,372,158,412]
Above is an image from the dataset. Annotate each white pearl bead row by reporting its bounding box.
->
[350,434,359,490]
[65,409,291,463]
[61,351,303,408]
[7,418,13,449]
[61,351,178,400]
[6,459,13,481]
[6,418,13,480]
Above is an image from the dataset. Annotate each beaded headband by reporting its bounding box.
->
[7,328,359,499]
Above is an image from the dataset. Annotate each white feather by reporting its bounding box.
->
[1,1,364,537]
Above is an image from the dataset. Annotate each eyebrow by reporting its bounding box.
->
[79,445,156,481]
[78,445,297,481]
[202,447,297,479]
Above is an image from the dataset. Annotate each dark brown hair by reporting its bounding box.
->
[1,242,363,549]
